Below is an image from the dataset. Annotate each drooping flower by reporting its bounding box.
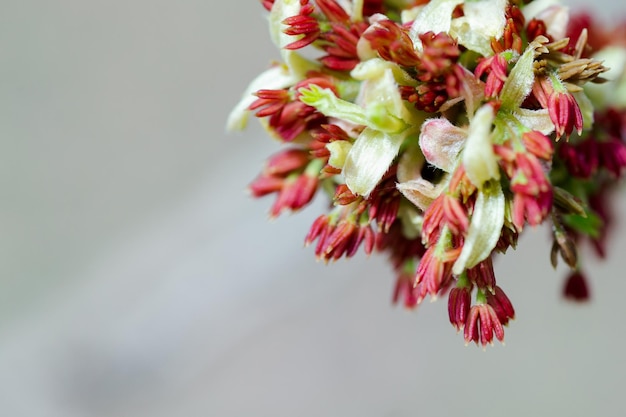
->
[464,302,505,347]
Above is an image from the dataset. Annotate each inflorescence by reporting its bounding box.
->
[229,0,626,347]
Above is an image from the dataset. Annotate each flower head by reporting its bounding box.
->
[231,0,626,347]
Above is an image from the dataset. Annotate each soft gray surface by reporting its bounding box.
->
[0,1,625,416]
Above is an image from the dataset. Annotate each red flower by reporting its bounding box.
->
[475,54,508,98]
[422,194,469,246]
[316,0,351,24]
[563,271,590,301]
[364,19,420,67]
[448,286,471,331]
[558,139,599,178]
[250,89,325,142]
[414,246,461,299]
[496,147,553,231]
[512,189,552,231]
[249,149,321,217]
[598,138,626,177]
[466,257,496,293]
[401,32,465,113]
[549,90,583,139]
[485,286,515,326]
[283,1,320,50]
[464,304,505,347]
[305,209,376,262]
[532,76,583,139]
[319,23,368,71]
[522,130,554,160]
[366,169,402,234]
[393,261,420,309]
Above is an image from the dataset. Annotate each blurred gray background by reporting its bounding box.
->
[0,1,625,416]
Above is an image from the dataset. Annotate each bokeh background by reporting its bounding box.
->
[1,1,625,416]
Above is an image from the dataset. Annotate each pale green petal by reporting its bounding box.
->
[409,0,463,51]
[521,0,559,21]
[352,61,422,129]
[351,0,364,21]
[514,108,555,135]
[344,128,407,196]
[522,0,569,40]
[419,118,466,172]
[299,85,371,126]
[397,176,448,211]
[269,0,300,50]
[463,104,500,187]
[500,38,547,111]
[356,15,395,61]
[285,52,321,81]
[299,81,407,133]
[463,0,506,39]
[335,0,353,16]
[397,142,425,183]
[360,68,408,128]
[450,0,506,56]
[398,200,423,240]
[227,65,296,131]
[327,140,353,169]
[401,6,426,25]
[585,46,626,109]
[452,180,505,275]
[351,58,418,87]
[450,18,492,57]
[269,0,320,79]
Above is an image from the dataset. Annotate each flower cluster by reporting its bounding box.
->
[229,0,626,347]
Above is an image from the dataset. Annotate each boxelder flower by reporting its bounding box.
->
[464,301,505,347]
[230,0,626,347]
[448,285,471,332]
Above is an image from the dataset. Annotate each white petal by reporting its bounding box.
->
[298,84,371,127]
[452,180,505,275]
[397,143,425,183]
[327,140,353,169]
[356,19,382,62]
[300,69,409,133]
[352,63,415,130]
[450,0,507,56]
[226,65,295,131]
[398,201,423,240]
[463,0,507,39]
[463,105,500,187]
[352,57,418,87]
[409,0,463,51]
[450,18,492,57]
[521,0,559,21]
[514,108,555,135]
[500,37,547,111]
[523,1,569,40]
[585,46,626,109]
[351,0,364,21]
[419,118,466,172]
[401,6,426,25]
[361,68,406,123]
[335,0,353,16]
[344,128,407,196]
[269,0,301,50]
[269,0,320,79]
[397,177,448,211]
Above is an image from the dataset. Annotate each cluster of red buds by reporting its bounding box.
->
[229,0,626,347]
